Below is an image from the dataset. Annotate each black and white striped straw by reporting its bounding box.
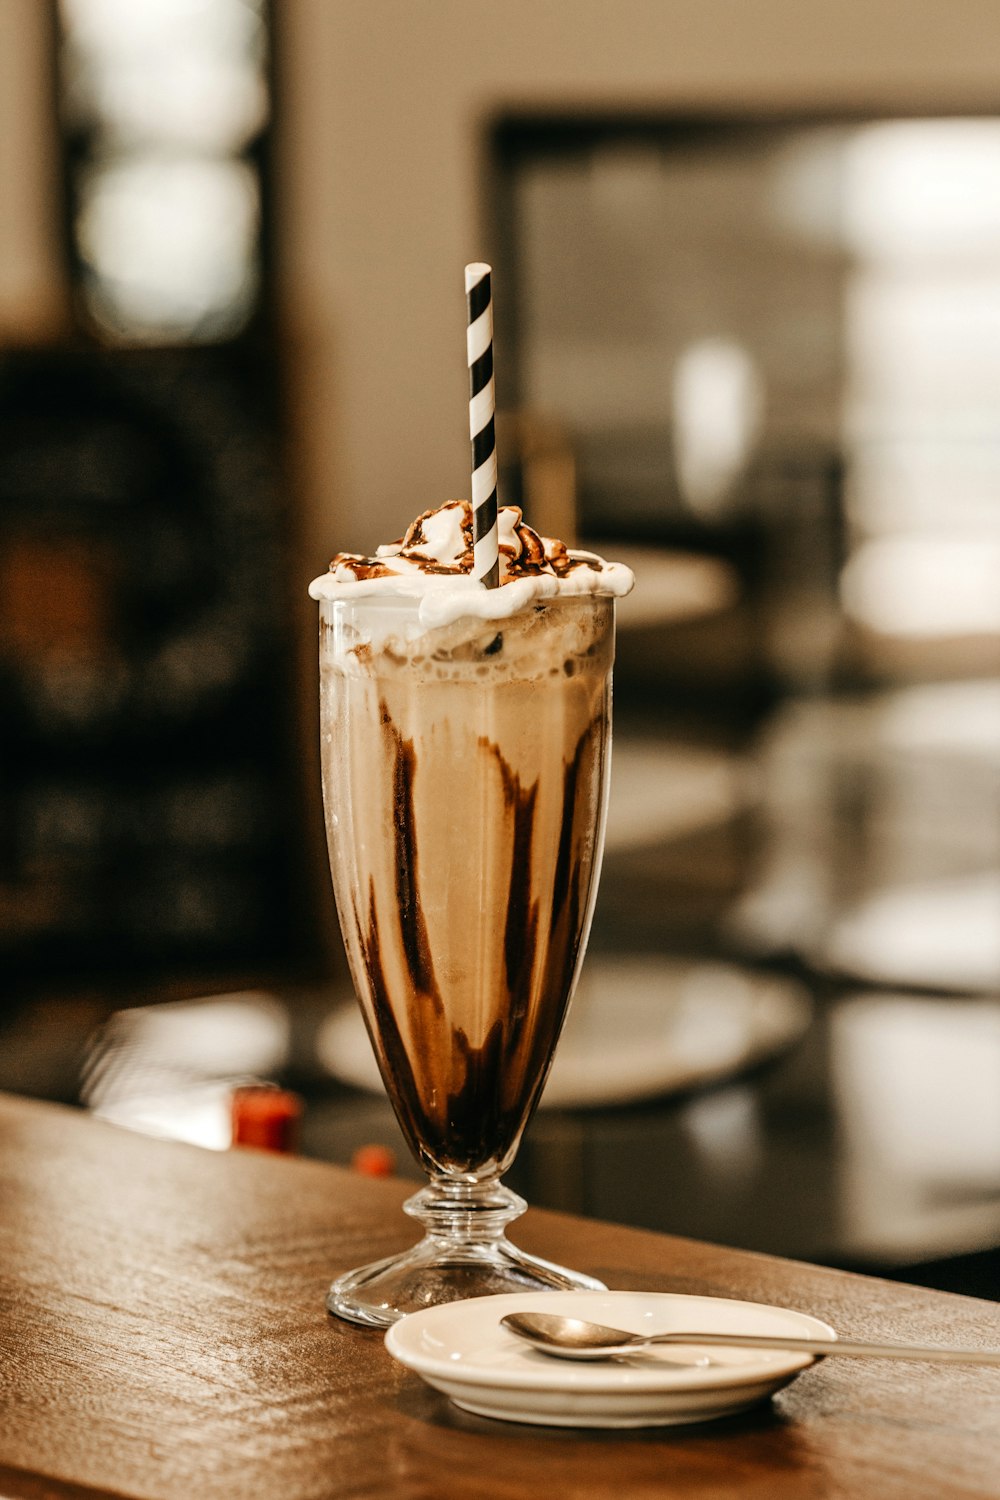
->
[465,262,499,588]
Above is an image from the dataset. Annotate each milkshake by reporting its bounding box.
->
[310,499,632,1324]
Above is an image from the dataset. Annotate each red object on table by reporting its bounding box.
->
[351,1143,397,1178]
[231,1085,302,1153]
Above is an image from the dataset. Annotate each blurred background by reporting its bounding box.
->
[2,0,999,1297]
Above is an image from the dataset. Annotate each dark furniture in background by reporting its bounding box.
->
[1,2,325,1012]
[0,347,313,1005]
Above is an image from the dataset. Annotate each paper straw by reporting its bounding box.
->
[465,262,499,588]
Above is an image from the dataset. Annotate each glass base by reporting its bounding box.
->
[326,1178,606,1328]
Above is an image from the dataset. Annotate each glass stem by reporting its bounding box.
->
[403,1177,527,1246]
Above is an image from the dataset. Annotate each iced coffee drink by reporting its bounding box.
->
[310,500,632,1325]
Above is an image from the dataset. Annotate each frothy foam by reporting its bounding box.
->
[322,592,610,685]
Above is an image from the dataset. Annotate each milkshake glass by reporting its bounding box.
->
[318,584,616,1326]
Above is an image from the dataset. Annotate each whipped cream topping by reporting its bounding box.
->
[309,501,633,627]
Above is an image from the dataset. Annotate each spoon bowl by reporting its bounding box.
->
[496,1314,715,1367]
[502,1312,673,1360]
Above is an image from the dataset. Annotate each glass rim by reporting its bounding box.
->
[317,588,617,620]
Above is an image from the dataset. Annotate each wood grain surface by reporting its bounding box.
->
[0,1093,998,1500]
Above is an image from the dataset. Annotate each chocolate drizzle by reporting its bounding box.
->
[326,501,610,585]
[386,708,441,1006]
[495,757,540,1038]
[326,556,400,581]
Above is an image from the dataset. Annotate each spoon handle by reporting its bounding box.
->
[657,1332,1000,1366]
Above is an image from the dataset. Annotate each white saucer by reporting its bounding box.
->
[318,958,812,1110]
[384,1290,835,1428]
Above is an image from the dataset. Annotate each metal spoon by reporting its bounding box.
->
[500,1311,1000,1366]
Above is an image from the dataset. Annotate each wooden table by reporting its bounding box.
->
[1,1094,997,1500]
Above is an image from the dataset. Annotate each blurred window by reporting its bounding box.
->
[59,0,268,343]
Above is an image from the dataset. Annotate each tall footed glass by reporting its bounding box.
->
[319,590,615,1326]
